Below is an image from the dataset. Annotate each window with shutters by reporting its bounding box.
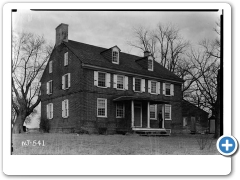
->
[97,98,107,117]
[116,103,124,118]
[62,73,70,90]
[165,83,171,95]
[46,80,53,94]
[112,51,119,64]
[98,72,106,87]
[62,99,69,118]
[49,61,52,73]
[150,104,157,119]
[117,75,124,89]
[151,81,157,94]
[165,104,171,120]
[135,78,141,92]
[47,103,53,119]
[64,52,68,66]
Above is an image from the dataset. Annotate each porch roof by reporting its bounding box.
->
[113,96,169,104]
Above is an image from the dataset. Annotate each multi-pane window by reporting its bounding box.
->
[116,103,124,118]
[47,103,53,119]
[151,81,157,94]
[150,104,157,119]
[62,99,69,118]
[49,61,52,73]
[64,52,68,66]
[62,73,70,90]
[165,83,171,95]
[47,80,53,94]
[135,78,141,92]
[97,98,107,117]
[112,51,119,64]
[148,59,153,71]
[98,72,106,87]
[165,104,171,120]
[117,75,124,89]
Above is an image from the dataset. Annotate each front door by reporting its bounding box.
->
[134,102,142,127]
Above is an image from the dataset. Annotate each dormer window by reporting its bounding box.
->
[112,51,119,64]
[148,57,153,71]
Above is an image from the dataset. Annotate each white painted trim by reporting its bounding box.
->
[96,71,108,88]
[97,98,107,118]
[131,100,134,128]
[134,77,142,92]
[149,104,157,120]
[165,104,172,120]
[150,80,158,94]
[147,102,150,128]
[47,80,53,95]
[82,64,183,84]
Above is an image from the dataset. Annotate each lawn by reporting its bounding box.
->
[12,133,219,155]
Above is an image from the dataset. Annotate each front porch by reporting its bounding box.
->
[113,96,171,136]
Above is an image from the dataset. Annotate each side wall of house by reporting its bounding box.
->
[40,44,84,132]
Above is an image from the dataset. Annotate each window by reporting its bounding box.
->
[46,80,53,94]
[150,104,157,119]
[62,99,69,118]
[46,103,53,119]
[62,73,71,90]
[165,104,171,120]
[151,81,157,94]
[49,61,52,73]
[113,74,128,90]
[135,78,141,92]
[116,103,124,118]
[97,98,107,117]
[112,51,119,64]
[165,83,171,95]
[94,71,111,88]
[98,72,106,87]
[64,52,68,66]
[117,75,124,89]
[163,83,174,96]
[148,58,153,71]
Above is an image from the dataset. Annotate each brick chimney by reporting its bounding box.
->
[55,23,68,46]
[144,50,151,57]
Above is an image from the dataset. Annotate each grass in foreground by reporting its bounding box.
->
[12,133,219,155]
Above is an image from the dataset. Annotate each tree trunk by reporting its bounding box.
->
[12,113,26,134]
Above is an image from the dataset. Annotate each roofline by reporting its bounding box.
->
[82,64,183,84]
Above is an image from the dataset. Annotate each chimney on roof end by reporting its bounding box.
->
[55,23,68,46]
[144,50,151,57]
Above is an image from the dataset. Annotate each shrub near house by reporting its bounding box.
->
[40,23,184,134]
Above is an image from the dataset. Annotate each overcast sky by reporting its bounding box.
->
[13,10,221,57]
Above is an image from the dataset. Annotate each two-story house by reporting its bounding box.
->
[40,23,184,134]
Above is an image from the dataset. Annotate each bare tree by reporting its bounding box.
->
[12,32,53,134]
[127,26,157,57]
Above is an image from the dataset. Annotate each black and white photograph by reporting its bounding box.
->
[2,2,234,176]
[11,8,222,155]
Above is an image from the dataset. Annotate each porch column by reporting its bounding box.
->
[131,100,134,128]
[162,104,165,128]
[147,102,150,128]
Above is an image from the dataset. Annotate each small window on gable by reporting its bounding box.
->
[148,57,153,71]
[49,61,52,73]
[64,52,68,66]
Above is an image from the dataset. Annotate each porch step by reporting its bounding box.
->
[134,130,170,136]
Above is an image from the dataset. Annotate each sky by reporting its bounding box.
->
[13,10,221,57]
[12,10,220,128]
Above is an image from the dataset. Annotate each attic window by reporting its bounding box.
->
[112,51,119,64]
[148,58,153,71]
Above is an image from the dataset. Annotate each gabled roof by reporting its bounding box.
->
[63,40,183,83]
